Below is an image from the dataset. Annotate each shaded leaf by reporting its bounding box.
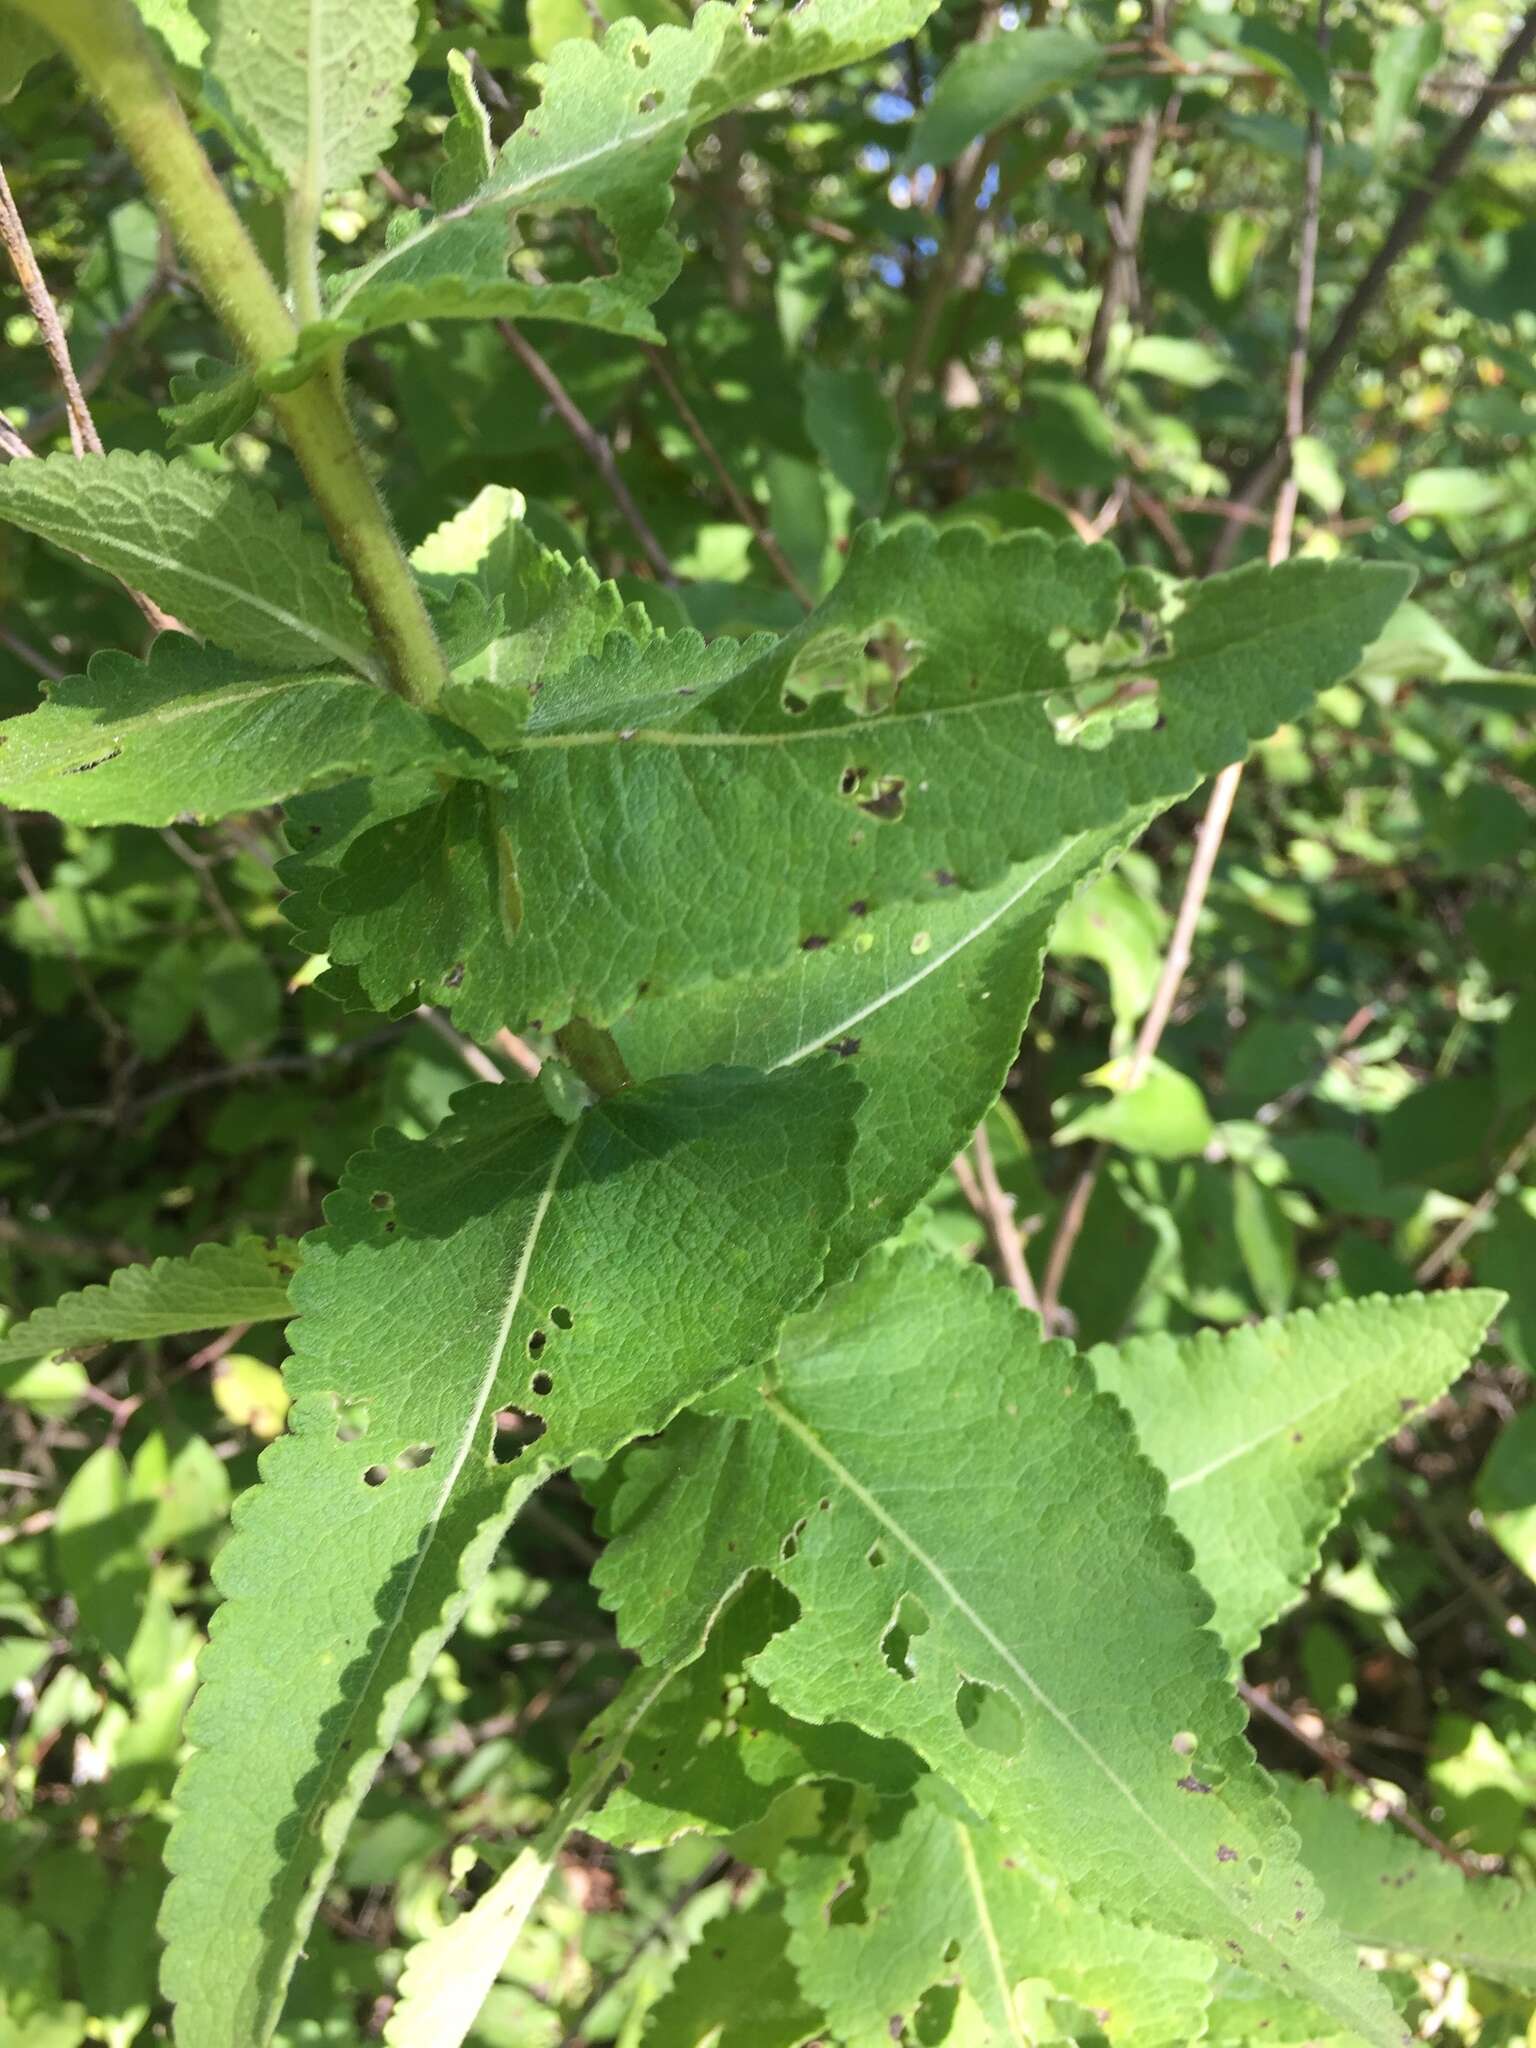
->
[902,26,1102,170]
[0,639,448,828]
[0,452,381,676]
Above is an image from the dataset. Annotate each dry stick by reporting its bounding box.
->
[23,228,175,445]
[498,320,677,586]
[1415,1108,1536,1284]
[0,622,61,677]
[1237,1680,1484,1876]
[1083,2,1177,394]
[0,160,101,458]
[0,412,34,463]
[641,344,814,608]
[414,1005,507,1088]
[1039,4,1330,1331]
[1208,3,1536,573]
[966,1122,1043,1314]
[495,1028,543,1080]
[0,157,177,633]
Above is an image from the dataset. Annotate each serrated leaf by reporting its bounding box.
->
[782,1784,1216,2048]
[901,26,1102,171]
[409,482,658,693]
[199,0,418,199]
[1090,1290,1503,1660]
[0,452,381,677]
[597,1250,1406,2046]
[280,0,943,366]
[618,829,1148,1276]
[159,1062,859,2048]
[383,1657,681,2048]
[285,529,1410,1038]
[0,1237,296,1375]
[0,638,448,828]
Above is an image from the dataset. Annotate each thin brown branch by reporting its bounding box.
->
[0,623,62,678]
[1238,1680,1485,1875]
[955,1124,1043,1314]
[1084,2,1178,394]
[495,1028,543,1080]
[498,320,677,587]
[0,158,102,458]
[0,156,179,633]
[0,410,35,463]
[1209,4,1536,571]
[0,1024,405,1145]
[1393,1483,1535,1667]
[23,228,175,443]
[414,1006,509,1087]
[1415,1110,1536,1283]
[1041,16,1328,1329]
[642,344,814,607]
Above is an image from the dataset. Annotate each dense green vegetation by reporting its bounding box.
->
[0,1,1533,2043]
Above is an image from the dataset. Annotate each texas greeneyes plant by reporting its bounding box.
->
[0,1,1520,2044]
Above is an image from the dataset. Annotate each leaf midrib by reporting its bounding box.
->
[767,840,1080,1072]
[13,513,380,681]
[759,1389,1394,2043]
[954,1820,1029,2048]
[253,1120,579,2026]
[17,675,379,769]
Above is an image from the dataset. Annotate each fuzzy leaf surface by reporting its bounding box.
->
[598,1251,1405,2045]
[286,530,1411,1037]
[284,0,943,363]
[0,1238,296,1375]
[0,640,449,827]
[1090,1290,1503,1660]
[0,452,381,676]
[782,1784,1216,2047]
[200,0,417,198]
[159,1063,859,2048]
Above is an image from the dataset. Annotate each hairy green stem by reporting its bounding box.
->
[9,0,449,706]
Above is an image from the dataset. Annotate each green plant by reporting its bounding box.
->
[1,3,1533,2046]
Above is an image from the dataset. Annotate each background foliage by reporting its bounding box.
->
[1,0,1534,2043]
